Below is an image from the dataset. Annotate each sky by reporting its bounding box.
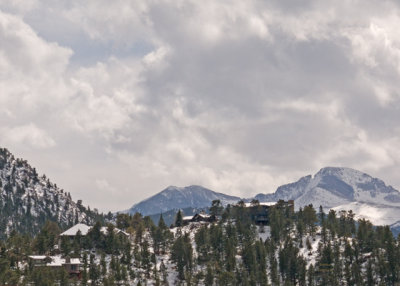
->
[1,0,400,212]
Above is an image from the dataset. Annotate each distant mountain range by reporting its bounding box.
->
[0,148,101,238]
[124,167,400,229]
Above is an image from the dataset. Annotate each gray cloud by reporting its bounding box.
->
[1,0,400,211]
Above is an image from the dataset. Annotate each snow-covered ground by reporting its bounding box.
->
[257,225,271,241]
[298,234,321,267]
[332,202,400,226]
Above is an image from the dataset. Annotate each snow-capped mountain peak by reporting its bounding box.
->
[254,166,400,226]
[255,166,400,208]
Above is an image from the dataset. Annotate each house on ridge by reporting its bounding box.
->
[244,200,294,225]
[28,255,82,279]
[182,213,217,225]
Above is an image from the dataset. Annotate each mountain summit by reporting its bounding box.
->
[125,185,241,216]
[255,167,400,208]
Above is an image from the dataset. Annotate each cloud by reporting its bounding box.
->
[1,1,400,211]
[0,124,56,149]
[0,10,72,116]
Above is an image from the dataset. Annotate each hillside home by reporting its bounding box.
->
[182,213,217,225]
[245,200,294,225]
[59,223,132,250]
[60,223,130,238]
[28,255,82,279]
[59,223,92,237]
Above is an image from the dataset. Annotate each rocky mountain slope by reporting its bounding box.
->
[0,148,101,238]
[125,185,240,216]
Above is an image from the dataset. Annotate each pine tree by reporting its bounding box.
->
[171,233,193,280]
[141,240,151,277]
[175,210,184,227]
[307,264,315,286]
[195,225,210,263]
[303,205,317,237]
[366,259,375,286]
[160,260,169,286]
[210,200,223,217]
[204,264,214,286]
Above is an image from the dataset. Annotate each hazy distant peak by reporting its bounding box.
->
[126,185,241,216]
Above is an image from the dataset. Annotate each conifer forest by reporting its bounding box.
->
[0,200,399,285]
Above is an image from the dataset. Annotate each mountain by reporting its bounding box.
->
[125,185,240,216]
[255,167,400,226]
[123,167,400,228]
[0,148,101,239]
[391,221,400,237]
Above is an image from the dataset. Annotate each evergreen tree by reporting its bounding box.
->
[204,263,214,286]
[171,233,193,280]
[175,210,184,227]
[160,260,169,286]
[210,200,223,217]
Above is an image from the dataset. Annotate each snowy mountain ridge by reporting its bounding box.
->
[254,167,400,226]
[255,167,400,208]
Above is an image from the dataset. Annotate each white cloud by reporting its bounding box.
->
[1,124,56,149]
[143,46,170,69]
[1,1,400,212]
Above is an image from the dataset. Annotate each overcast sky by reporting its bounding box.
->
[2,0,400,212]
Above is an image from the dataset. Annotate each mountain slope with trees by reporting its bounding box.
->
[0,147,102,239]
[0,200,400,285]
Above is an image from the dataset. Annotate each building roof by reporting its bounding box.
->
[100,226,108,234]
[29,255,82,266]
[28,255,47,260]
[196,213,211,218]
[100,226,130,236]
[60,223,130,237]
[60,223,92,236]
[115,229,130,236]
[244,202,277,207]
[47,256,82,267]
[47,256,64,267]
[183,213,214,222]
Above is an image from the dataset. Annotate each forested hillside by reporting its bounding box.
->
[0,148,103,239]
[0,200,399,285]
